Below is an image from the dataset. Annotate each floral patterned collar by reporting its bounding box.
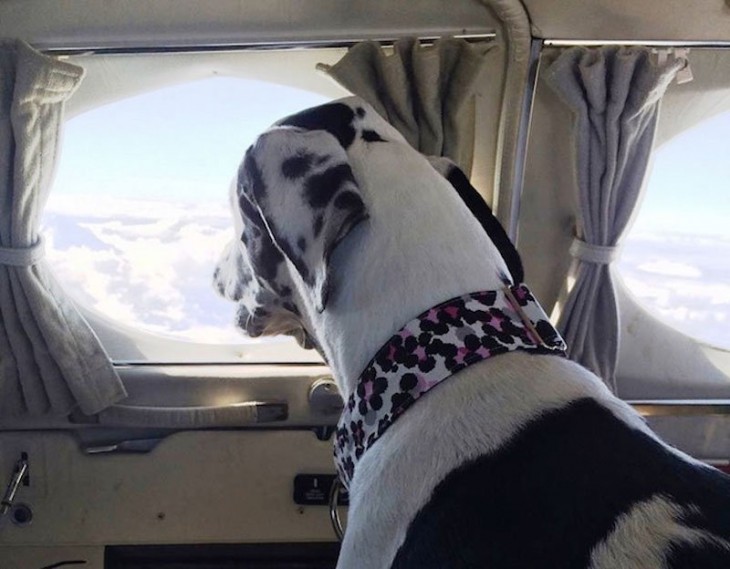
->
[334,284,567,488]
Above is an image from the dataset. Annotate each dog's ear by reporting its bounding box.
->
[239,127,368,313]
[428,157,524,284]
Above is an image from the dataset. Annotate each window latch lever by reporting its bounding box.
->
[1,455,29,517]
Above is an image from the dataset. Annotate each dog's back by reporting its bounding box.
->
[392,397,730,568]
[344,353,730,569]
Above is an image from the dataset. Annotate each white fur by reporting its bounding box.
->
[589,495,730,568]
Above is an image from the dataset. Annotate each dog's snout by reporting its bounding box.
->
[234,303,259,336]
[213,241,253,302]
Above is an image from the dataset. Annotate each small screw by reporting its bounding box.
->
[11,503,33,526]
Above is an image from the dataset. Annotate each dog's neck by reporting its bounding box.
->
[333,285,567,486]
[301,143,511,399]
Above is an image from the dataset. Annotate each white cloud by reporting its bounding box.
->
[43,201,242,343]
[167,324,248,344]
[635,260,702,279]
[45,192,231,220]
[617,231,730,350]
[43,200,730,352]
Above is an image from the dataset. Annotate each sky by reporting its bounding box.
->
[54,77,329,203]
[629,110,730,239]
[44,76,730,352]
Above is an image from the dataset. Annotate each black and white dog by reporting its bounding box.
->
[214,96,730,568]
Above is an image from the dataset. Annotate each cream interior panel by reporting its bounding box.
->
[0,0,497,50]
[470,43,507,203]
[524,0,730,42]
[0,430,338,546]
[517,49,577,310]
[1,546,105,569]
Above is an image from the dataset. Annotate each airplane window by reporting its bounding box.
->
[617,110,730,351]
[43,77,330,345]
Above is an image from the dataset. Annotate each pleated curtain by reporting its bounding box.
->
[543,46,683,390]
[0,40,126,417]
[317,37,495,173]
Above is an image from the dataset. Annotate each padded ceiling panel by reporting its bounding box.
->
[523,0,730,42]
[0,0,497,51]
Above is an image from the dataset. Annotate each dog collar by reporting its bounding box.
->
[333,284,566,488]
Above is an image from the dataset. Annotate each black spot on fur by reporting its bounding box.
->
[242,151,267,202]
[667,541,730,568]
[279,239,310,284]
[305,164,356,209]
[333,190,364,211]
[238,193,284,282]
[237,270,252,286]
[355,107,366,118]
[277,103,357,148]
[253,307,269,319]
[313,215,324,238]
[443,164,524,284]
[238,191,258,220]
[362,129,385,142]
[282,153,314,179]
[297,237,307,252]
[391,398,730,569]
[253,237,284,282]
[283,301,300,316]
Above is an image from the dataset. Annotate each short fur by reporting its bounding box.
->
[214,96,730,568]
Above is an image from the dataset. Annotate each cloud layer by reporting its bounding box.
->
[44,194,246,344]
[43,196,730,352]
[618,232,730,350]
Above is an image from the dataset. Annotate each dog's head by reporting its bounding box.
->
[213,101,374,348]
[214,96,523,348]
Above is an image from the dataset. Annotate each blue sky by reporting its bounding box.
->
[632,110,730,238]
[54,78,330,203]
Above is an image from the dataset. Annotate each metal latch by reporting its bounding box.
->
[1,454,29,517]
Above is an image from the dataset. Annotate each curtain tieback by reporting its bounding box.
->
[569,238,619,265]
[0,237,45,267]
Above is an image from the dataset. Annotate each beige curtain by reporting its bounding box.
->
[0,40,126,417]
[544,46,683,389]
[317,37,494,173]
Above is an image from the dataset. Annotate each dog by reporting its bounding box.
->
[214,96,730,568]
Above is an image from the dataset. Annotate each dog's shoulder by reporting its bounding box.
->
[390,397,730,569]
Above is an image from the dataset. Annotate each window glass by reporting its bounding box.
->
[617,110,730,350]
[44,77,330,344]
